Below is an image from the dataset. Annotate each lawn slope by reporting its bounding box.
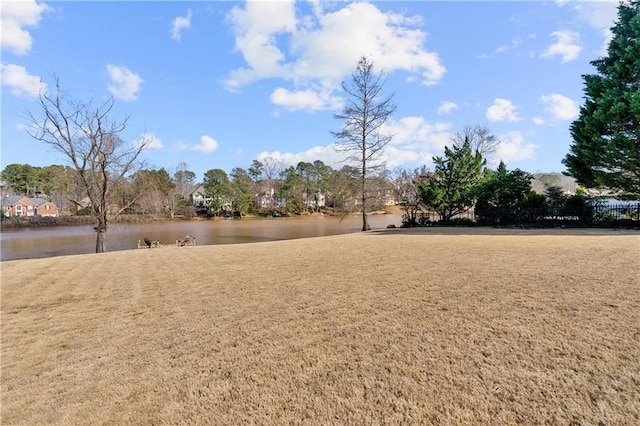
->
[2,228,639,424]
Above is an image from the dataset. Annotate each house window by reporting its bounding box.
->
[15,205,23,216]
[46,205,50,210]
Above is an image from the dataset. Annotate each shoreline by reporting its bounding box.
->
[0,210,398,231]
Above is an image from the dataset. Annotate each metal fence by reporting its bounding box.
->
[407,203,640,228]
[591,202,640,222]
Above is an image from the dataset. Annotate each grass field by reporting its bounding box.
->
[1,228,639,424]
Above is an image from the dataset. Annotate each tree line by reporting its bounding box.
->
[0,142,594,228]
[0,158,399,219]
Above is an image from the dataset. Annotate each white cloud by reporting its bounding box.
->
[378,116,453,166]
[132,133,163,150]
[493,131,538,164]
[190,135,219,153]
[225,1,297,90]
[599,30,614,56]
[224,2,445,111]
[540,93,579,121]
[0,63,46,97]
[290,2,445,85]
[171,9,192,41]
[381,116,452,151]
[480,36,529,59]
[259,115,453,170]
[258,145,344,169]
[106,64,143,101]
[259,143,425,171]
[380,145,426,169]
[533,117,545,125]
[270,87,343,111]
[1,0,50,55]
[496,38,521,54]
[486,98,520,122]
[437,101,458,115]
[540,30,582,63]
[571,2,619,28]
[569,2,619,55]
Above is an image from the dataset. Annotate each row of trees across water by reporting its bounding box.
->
[0,158,399,219]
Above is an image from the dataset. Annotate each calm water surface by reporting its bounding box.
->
[0,215,401,261]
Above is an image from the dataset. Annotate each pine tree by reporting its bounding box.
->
[563,0,640,193]
[418,139,485,222]
[475,161,532,211]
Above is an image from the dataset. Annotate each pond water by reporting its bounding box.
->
[0,215,401,261]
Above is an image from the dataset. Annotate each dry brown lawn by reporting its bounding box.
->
[1,228,639,424]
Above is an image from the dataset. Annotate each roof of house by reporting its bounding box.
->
[1,195,56,208]
[188,185,207,196]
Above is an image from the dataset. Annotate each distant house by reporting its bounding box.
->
[1,195,60,218]
[308,191,326,210]
[255,181,285,211]
[188,184,234,215]
[188,185,213,214]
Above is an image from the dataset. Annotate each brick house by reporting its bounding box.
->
[1,195,60,218]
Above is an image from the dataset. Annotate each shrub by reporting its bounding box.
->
[449,217,473,226]
[75,207,92,216]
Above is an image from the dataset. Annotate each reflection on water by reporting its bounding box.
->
[0,215,401,261]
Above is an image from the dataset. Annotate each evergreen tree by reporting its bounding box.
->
[475,161,532,223]
[279,166,303,214]
[1,163,45,196]
[563,0,640,193]
[418,139,485,222]
[203,169,232,216]
[230,167,254,215]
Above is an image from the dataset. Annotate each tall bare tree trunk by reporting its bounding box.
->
[361,209,370,231]
[94,210,108,253]
[26,76,150,254]
[95,227,106,253]
[361,150,370,231]
[332,56,395,232]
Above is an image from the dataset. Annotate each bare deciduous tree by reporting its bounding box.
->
[173,162,196,199]
[333,56,396,231]
[26,77,150,253]
[260,156,285,211]
[451,124,499,159]
[389,166,429,227]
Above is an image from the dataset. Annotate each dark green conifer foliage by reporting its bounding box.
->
[563,0,640,193]
[418,139,485,222]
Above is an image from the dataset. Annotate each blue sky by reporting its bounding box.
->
[1,1,622,181]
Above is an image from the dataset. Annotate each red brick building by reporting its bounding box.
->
[1,196,60,218]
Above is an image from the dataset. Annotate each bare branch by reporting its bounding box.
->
[332,56,396,231]
[24,75,148,253]
[451,124,499,158]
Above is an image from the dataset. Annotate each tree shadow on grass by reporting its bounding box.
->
[367,226,639,237]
